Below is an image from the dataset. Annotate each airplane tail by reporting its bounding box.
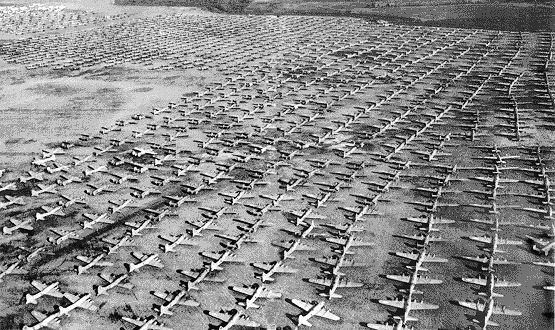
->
[124,263,137,273]
[298,315,312,327]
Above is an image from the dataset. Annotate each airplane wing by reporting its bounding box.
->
[274,263,298,273]
[235,316,262,327]
[308,277,332,287]
[30,310,60,328]
[231,286,255,296]
[152,290,172,302]
[492,305,522,315]
[291,298,314,312]
[75,256,92,264]
[378,299,405,309]
[200,251,221,261]
[315,307,341,320]
[146,256,164,268]
[252,263,273,272]
[411,300,440,310]
[258,287,282,299]
[206,311,231,323]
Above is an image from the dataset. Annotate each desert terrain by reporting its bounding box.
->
[0,1,553,330]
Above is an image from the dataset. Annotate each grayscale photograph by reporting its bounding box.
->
[0,0,553,329]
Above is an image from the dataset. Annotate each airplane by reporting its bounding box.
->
[272,239,316,259]
[307,274,363,299]
[31,183,57,197]
[45,163,70,174]
[199,206,236,220]
[84,184,116,196]
[75,254,114,274]
[0,260,27,282]
[130,187,161,199]
[278,177,306,191]
[378,296,439,311]
[364,320,415,330]
[201,250,245,271]
[290,208,326,226]
[322,221,364,235]
[395,250,448,263]
[233,178,269,191]
[82,212,113,230]
[186,218,222,237]
[252,260,298,283]
[326,234,374,253]
[234,217,274,233]
[150,175,180,186]
[411,148,451,161]
[230,283,282,309]
[152,290,199,316]
[302,192,339,208]
[412,186,460,199]
[245,203,280,217]
[0,195,25,210]
[180,183,212,196]
[178,266,225,291]
[164,195,195,208]
[290,299,341,327]
[405,200,460,213]
[55,174,82,186]
[206,309,261,330]
[103,235,135,255]
[525,235,555,255]
[18,246,48,263]
[307,159,340,169]
[125,219,157,237]
[216,232,258,250]
[48,228,80,245]
[259,193,295,207]
[385,273,443,285]
[32,154,56,167]
[36,205,65,221]
[232,153,262,163]
[25,280,63,304]
[95,273,134,296]
[108,199,137,214]
[159,234,197,253]
[201,171,234,185]
[58,292,97,315]
[332,143,365,158]
[461,273,521,296]
[110,173,139,184]
[460,254,519,269]
[83,164,108,177]
[144,208,176,222]
[130,147,157,158]
[340,204,378,222]
[312,253,368,276]
[457,297,521,328]
[219,190,254,205]
[19,171,44,183]
[22,310,60,330]
[2,219,33,235]
[172,164,200,177]
[125,252,164,273]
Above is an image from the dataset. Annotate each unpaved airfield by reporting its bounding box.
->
[0,1,553,330]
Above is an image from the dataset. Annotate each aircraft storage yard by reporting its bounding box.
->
[0,2,553,330]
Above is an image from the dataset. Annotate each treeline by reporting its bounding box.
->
[114,0,253,12]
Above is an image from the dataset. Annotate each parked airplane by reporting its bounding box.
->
[230,283,282,309]
[19,171,44,183]
[186,218,222,237]
[178,266,224,291]
[36,205,65,221]
[48,228,80,245]
[57,292,97,315]
[206,309,261,330]
[75,254,114,274]
[125,252,164,273]
[3,219,33,235]
[290,299,341,327]
[95,273,134,296]
[152,290,199,316]
[307,274,363,299]
[159,234,197,253]
[291,208,326,226]
[22,310,60,330]
[25,280,63,304]
[182,183,213,195]
[84,184,116,196]
[201,250,245,271]
[252,261,298,282]
[130,187,161,199]
[0,260,27,282]
[164,195,196,207]
[83,164,108,177]
[103,235,135,254]
[31,184,57,197]
[272,239,316,259]
[125,219,157,237]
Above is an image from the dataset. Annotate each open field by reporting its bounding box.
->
[0,2,553,330]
